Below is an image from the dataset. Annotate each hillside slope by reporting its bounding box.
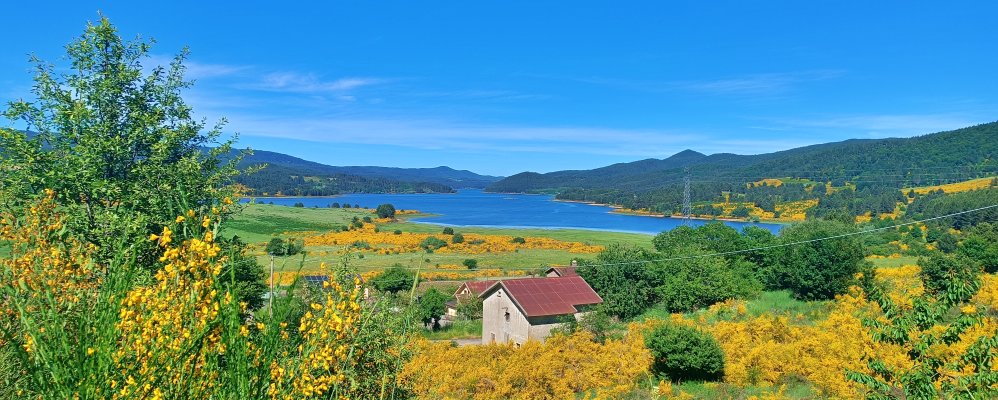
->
[489,121,998,193]
[487,121,998,219]
[239,150,501,189]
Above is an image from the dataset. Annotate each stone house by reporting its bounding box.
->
[480,276,602,345]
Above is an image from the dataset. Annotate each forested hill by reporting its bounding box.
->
[489,122,998,193]
[231,150,454,196]
[236,149,502,189]
[486,121,998,218]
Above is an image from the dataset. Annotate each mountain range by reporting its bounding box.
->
[487,121,998,194]
[233,149,502,196]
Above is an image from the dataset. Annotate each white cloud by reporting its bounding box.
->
[145,55,249,79]
[184,61,249,79]
[220,115,705,157]
[254,72,384,93]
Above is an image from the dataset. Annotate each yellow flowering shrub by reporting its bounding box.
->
[774,199,818,221]
[303,224,603,255]
[0,192,411,399]
[399,329,652,399]
[667,293,909,399]
[113,216,228,398]
[907,176,997,195]
[874,264,924,307]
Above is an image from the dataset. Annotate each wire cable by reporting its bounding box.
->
[582,203,998,267]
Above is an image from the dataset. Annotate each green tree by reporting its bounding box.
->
[0,16,239,266]
[419,237,447,251]
[220,237,267,310]
[653,222,744,257]
[645,324,725,382]
[266,238,287,256]
[462,259,478,269]
[849,251,993,398]
[371,264,417,294]
[959,223,998,273]
[441,227,454,235]
[375,203,396,219]
[451,233,464,244]
[577,244,659,319]
[416,288,449,330]
[762,220,866,300]
[918,253,981,296]
[265,237,302,257]
[655,249,760,313]
[552,306,615,344]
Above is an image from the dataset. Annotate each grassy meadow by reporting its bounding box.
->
[224,203,653,278]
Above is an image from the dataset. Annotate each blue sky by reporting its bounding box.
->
[2,1,997,176]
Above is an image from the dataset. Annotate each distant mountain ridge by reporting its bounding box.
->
[238,149,502,189]
[487,121,998,194]
[231,149,502,196]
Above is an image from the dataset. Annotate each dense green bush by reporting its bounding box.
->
[463,259,478,269]
[510,236,526,244]
[416,288,450,330]
[265,237,302,257]
[442,227,454,235]
[918,253,981,296]
[452,233,464,244]
[420,237,448,251]
[577,245,659,319]
[959,223,998,273]
[376,203,396,218]
[656,254,760,313]
[762,220,866,300]
[645,324,724,382]
[370,264,417,294]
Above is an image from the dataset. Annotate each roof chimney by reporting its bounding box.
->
[571,259,577,267]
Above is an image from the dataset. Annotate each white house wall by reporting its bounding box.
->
[481,287,531,345]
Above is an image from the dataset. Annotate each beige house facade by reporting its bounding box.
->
[480,276,602,345]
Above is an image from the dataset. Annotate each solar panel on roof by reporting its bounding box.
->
[302,275,330,286]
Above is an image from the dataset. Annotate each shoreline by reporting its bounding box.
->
[555,198,790,225]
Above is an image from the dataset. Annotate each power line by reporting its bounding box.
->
[582,203,998,268]
[266,204,997,274]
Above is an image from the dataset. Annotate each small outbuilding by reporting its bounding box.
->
[444,280,496,320]
[480,275,602,345]
[544,260,579,277]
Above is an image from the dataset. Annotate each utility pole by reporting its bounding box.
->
[682,167,692,225]
[269,255,275,317]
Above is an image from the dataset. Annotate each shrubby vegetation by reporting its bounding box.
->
[3,14,997,400]
[645,324,725,382]
[762,220,868,300]
[369,264,417,294]
[0,19,417,398]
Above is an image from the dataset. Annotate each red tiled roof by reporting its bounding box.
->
[545,266,578,277]
[482,276,602,318]
[455,280,497,297]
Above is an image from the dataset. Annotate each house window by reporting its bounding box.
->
[490,333,495,343]
[504,312,510,322]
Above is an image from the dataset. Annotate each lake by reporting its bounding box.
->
[248,189,784,235]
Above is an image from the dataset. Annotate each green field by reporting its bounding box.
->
[225,203,654,275]
[868,255,920,268]
[223,203,374,244]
